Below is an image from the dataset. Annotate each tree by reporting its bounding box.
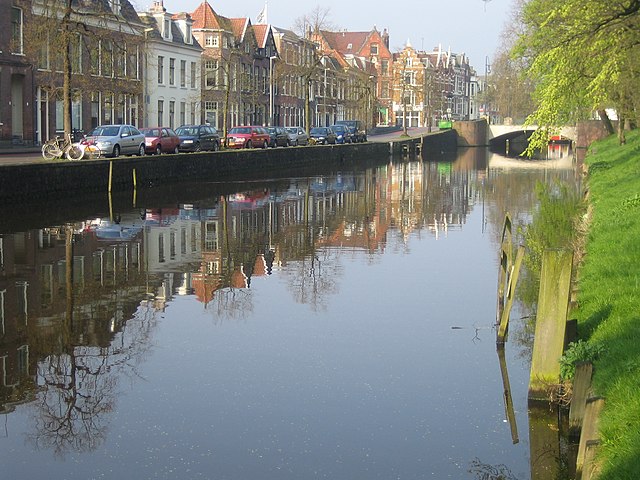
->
[22,0,145,139]
[292,6,337,37]
[513,0,640,152]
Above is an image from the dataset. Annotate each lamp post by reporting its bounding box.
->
[269,55,277,126]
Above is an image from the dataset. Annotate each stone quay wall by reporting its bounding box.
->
[0,130,458,202]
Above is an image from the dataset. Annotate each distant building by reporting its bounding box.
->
[392,42,474,128]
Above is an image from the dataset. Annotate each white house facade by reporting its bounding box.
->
[139,1,202,129]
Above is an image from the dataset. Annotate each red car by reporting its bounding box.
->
[226,126,270,149]
[140,127,181,155]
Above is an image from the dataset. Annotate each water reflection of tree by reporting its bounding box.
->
[468,457,520,479]
[27,304,158,458]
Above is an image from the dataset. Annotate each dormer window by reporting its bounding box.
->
[371,43,378,55]
[347,43,352,50]
[185,24,192,44]
[163,19,170,39]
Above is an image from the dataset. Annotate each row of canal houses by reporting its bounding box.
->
[0,0,478,147]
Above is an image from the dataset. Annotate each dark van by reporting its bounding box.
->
[335,120,367,142]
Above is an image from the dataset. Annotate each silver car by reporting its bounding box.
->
[285,126,309,146]
[85,124,146,158]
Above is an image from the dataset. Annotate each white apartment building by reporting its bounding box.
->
[139,1,203,129]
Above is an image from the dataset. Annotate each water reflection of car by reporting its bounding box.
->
[85,124,146,157]
[92,219,144,241]
[175,125,220,152]
[309,126,337,145]
[226,126,270,149]
[330,124,352,144]
[285,126,309,146]
[140,127,180,155]
[266,126,290,147]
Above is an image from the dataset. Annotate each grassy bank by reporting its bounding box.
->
[575,129,640,478]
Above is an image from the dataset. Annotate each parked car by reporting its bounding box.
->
[266,126,290,147]
[140,127,180,155]
[285,126,309,146]
[84,124,146,157]
[335,120,367,142]
[226,126,270,149]
[309,126,337,145]
[175,125,220,152]
[330,124,352,144]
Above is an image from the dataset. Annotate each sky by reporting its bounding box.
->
[133,0,514,71]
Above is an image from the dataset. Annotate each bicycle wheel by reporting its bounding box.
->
[66,145,84,161]
[42,143,61,160]
[85,145,101,159]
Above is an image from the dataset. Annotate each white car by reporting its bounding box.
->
[85,124,146,158]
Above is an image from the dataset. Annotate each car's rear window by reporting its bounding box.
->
[230,127,251,134]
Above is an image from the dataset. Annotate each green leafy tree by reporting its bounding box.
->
[513,0,640,152]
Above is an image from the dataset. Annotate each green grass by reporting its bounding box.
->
[574,129,640,478]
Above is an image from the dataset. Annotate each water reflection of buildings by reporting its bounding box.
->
[0,158,484,416]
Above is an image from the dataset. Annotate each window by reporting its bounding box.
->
[185,24,192,44]
[157,100,164,126]
[381,60,389,75]
[180,60,186,87]
[164,19,170,39]
[169,58,175,85]
[190,102,196,124]
[110,0,121,15]
[11,7,23,55]
[157,56,164,84]
[103,41,113,77]
[205,35,215,47]
[190,61,197,88]
[180,101,186,126]
[371,43,378,55]
[169,101,175,128]
[205,60,217,87]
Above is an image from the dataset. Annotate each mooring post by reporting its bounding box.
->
[569,362,593,437]
[576,396,605,479]
[528,248,573,401]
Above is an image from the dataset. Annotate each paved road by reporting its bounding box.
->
[0,127,434,166]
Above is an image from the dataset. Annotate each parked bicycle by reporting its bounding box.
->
[41,132,84,161]
[76,137,102,159]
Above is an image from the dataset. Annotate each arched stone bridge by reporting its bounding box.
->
[488,124,577,142]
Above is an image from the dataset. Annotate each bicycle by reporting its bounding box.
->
[77,138,102,159]
[42,133,84,161]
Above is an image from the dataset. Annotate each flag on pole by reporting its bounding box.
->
[256,2,267,24]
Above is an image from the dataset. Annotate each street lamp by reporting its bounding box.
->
[269,55,277,126]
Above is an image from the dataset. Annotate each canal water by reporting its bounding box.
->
[0,146,578,479]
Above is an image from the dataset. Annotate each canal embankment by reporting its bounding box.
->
[0,129,456,202]
[568,129,640,478]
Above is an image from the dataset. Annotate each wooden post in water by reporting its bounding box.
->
[569,362,593,437]
[529,248,573,401]
[576,397,605,479]
[496,214,513,327]
[497,244,525,343]
[497,345,519,444]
